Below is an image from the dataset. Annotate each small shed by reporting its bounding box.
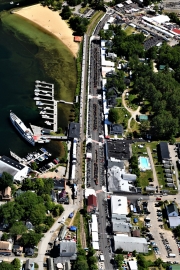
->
[138,115,148,122]
[74,36,82,42]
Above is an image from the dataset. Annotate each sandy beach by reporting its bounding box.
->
[15,4,79,57]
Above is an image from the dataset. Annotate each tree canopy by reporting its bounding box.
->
[0,172,13,189]
[69,17,89,35]
[108,108,119,123]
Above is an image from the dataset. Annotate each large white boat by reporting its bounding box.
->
[10,111,35,146]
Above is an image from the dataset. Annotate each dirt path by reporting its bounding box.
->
[80,214,87,248]
[122,89,141,131]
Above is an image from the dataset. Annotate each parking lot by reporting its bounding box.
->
[147,199,180,262]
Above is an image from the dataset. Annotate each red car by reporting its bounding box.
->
[156,197,161,201]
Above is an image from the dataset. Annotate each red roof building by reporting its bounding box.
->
[87,194,97,213]
[172,28,180,34]
[74,36,82,42]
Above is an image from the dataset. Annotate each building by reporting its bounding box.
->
[114,236,148,253]
[168,217,180,229]
[138,115,148,122]
[111,196,128,217]
[13,244,23,256]
[68,122,80,139]
[158,142,170,161]
[128,260,138,270]
[74,36,82,42]
[53,179,66,191]
[89,214,98,233]
[145,186,156,193]
[110,124,124,135]
[0,241,12,255]
[87,194,97,213]
[108,163,137,193]
[84,188,96,199]
[0,156,30,183]
[112,221,131,235]
[2,186,11,200]
[25,247,34,256]
[107,96,117,108]
[132,229,141,237]
[54,241,77,264]
[25,259,34,270]
[166,203,179,217]
[105,140,130,160]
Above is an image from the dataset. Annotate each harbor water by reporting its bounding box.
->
[0,3,77,158]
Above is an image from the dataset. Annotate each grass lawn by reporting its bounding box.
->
[143,251,156,261]
[87,11,105,35]
[124,26,136,35]
[114,107,131,129]
[73,211,81,245]
[130,118,140,133]
[79,6,89,14]
[126,93,139,110]
[139,170,153,191]
[132,142,147,156]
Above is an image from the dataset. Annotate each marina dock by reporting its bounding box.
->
[34,80,73,134]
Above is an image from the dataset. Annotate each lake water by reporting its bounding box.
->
[0,2,77,158]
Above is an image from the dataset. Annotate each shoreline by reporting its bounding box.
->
[14,4,79,57]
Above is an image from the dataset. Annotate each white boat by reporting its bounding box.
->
[40,111,47,115]
[10,1,14,4]
[10,111,35,146]
[45,121,52,126]
[37,140,45,144]
[34,97,40,100]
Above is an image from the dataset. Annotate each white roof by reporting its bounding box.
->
[108,16,115,23]
[114,236,148,253]
[111,196,128,215]
[92,231,99,242]
[152,14,170,24]
[101,40,106,48]
[85,189,96,199]
[86,153,92,159]
[126,0,132,4]
[101,49,115,67]
[169,216,180,228]
[116,3,124,7]
[128,261,138,270]
[91,214,98,232]
[102,78,107,91]
[103,23,109,30]
[101,66,115,78]
[92,241,99,250]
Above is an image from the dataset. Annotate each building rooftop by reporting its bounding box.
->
[68,122,80,139]
[110,124,123,135]
[106,140,130,160]
[169,217,180,228]
[53,179,66,189]
[112,221,131,233]
[159,142,170,160]
[60,241,76,257]
[114,236,148,253]
[166,203,178,215]
[111,196,128,215]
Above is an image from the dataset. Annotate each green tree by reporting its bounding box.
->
[21,178,34,191]
[20,231,42,247]
[29,203,46,225]
[0,172,13,189]
[108,108,119,123]
[1,233,9,241]
[61,5,72,20]
[114,254,124,269]
[0,261,14,270]
[74,259,89,270]
[11,258,21,270]
[31,162,38,171]
[173,225,180,237]
[10,222,27,237]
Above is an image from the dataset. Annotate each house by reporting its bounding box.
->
[13,244,23,255]
[128,260,138,270]
[114,236,148,253]
[158,142,170,162]
[87,194,97,213]
[0,241,12,255]
[25,247,34,256]
[2,186,11,200]
[0,156,30,183]
[138,115,148,122]
[53,179,66,191]
[110,124,124,136]
[25,259,34,270]
[107,96,117,108]
[166,203,179,217]
[132,229,141,237]
[68,122,80,139]
[106,52,117,60]
[168,217,180,229]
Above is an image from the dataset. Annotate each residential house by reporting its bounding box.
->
[166,203,179,217]
[13,244,23,256]
[25,247,34,256]
[110,124,124,136]
[25,259,34,270]
[0,241,12,255]
[54,241,77,264]
[107,96,117,108]
[53,179,66,191]
[2,186,11,200]
[87,194,97,213]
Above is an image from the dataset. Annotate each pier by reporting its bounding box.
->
[10,150,24,163]
[30,124,67,140]
[34,80,73,133]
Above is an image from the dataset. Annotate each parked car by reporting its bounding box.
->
[156,197,161,201]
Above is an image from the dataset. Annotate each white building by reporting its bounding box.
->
[114,236,148,253]
[0,156,30,183]
[111,195,128,217]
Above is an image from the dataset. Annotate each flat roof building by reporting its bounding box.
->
[68,122,80,139]
[158,142,170,161]
[114,236,148,253]
[111,196,128,216]
[105,140,130,160]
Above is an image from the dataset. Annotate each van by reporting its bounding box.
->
[168,253,176,258]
